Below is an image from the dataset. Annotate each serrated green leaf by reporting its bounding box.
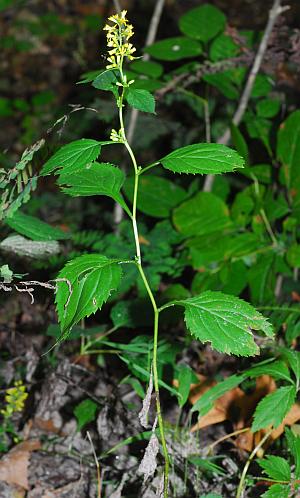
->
[252,386,296,432]
[177,291,273,356]
[179,4,226,42]
[161,143,244,175]
[57,162,130,215]
[192,374,245,415]
[124,175,186,218]
[41,139,110,176]
[261,484,290,498]
[145,36,202,61]
[277,110,300,190]
[244,360,293,384]
[173,192,231,237]
[56,254,122,335]
[258,455,291,482]
[5,211,70,241]
[92,69,119,92]
[126,88,155,114]
[74,399,98,430]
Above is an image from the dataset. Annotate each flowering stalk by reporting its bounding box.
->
[103,11,170,496]
[1,380,28,418]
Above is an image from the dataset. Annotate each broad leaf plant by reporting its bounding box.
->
[37,11,273,496]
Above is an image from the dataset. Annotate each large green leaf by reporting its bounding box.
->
[173,192,231,237]
[5,211,70,241]
[252,385,296,432]
[179,4,226,42]
[126,89,155,114]
[176,291,273,356]
[145,36,202,61]
[258,455,291,482]
[56,254,122,335]
[277,110,300,190]
[192,374,245,415]
[57,162,130,215]
[124,175,186,218]
[160,143,244,175]
[41,139,111,176]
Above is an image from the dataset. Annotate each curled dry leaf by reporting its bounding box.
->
[139,369,153,428]
[0,440,41,490]
[138,419,159,484]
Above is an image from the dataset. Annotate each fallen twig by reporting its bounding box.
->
[203,0,289,192]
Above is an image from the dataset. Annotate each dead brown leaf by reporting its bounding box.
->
[182,370,300,453]
[191,386,245,432]
[0,440,41,490]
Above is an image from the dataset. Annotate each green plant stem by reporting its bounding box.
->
[236,430,272,498]
[118,86,170,496]
[139,161,160,175]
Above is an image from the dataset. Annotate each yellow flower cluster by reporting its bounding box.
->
[103,10,136,70]
[1,381,28,418]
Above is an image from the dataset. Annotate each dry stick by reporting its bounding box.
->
[87,431,101,498]
[205,427,250,453]
[113,0,166,224]
[203,0,289,192]
[127,0,165,143]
